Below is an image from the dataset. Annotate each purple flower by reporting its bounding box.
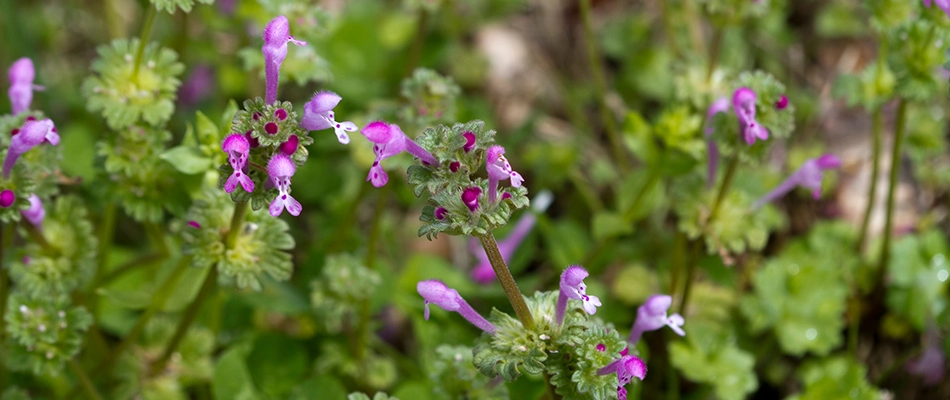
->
[0,190,15,208]
[361,121,438,187]
[300,91,358,144]
[279,135,299,156]
[222,134,254,194]
[752,154,841,209]
[462,187,481,212]
[925,0,950,18]
[775,95,788,110]
[705,97,730,188]
[3,118,58,178]
[597,348,647,400]
[556,265,602,325]
[187,221,201,229]
[906,329,945,385]
[417,280,496,333]
[8,58,43,115]
[262,16,307,104]
[22,194,44,227]
[486,145,524,204]
[267,153,301,217]
[462,131,476,152]
[628,294,685,345]
[733,87,768,145]
[434,207,448,220]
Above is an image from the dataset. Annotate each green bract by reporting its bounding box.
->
[9,196,97,297]
[83,38,184,130]
[98,126,182,222]
[182,190,294,291]
[431,345,510,399]
[3,292,93,376]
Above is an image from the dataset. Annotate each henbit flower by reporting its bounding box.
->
[462,187,482,212]
[417,280,496,333]
[279,134,299,156]
[775,94,789,110]
[556,265,602,325]
[469,190,553,284]
[8,58,44,115]
[0,190,14,208]
[628,294,685,345]
[705,97,730,188]
[733,87,769,145]
[222,134,254,194]
[361,121,438,187]
[462,131,476,152]
[752,154,841,210]
[300,91,359,144]
[267,153,302,217]
[3,118,59,178]
[262,15,307,104]
[906,328,946,385]
[597,348,647,400]
[486,145,524,204]
[925,0,950,18]
[22,194,44,227]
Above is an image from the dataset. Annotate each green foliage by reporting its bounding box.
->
[9,196,97,297]
[430,345,509,399]
[885,230,949,330]
[310,253,382,333]
[83,39,184,130]
[890,20,950,101]
[399,68,461,128]
[0,387,31,400]
[832,62,896,110]
[150,0,214,13]
[740,222,855,356]
[182,190,294,290]
[347,392,398,400]
[787,357,881,400]
[3,292,93,376]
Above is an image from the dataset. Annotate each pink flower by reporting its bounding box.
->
[486,145,523,204]
[3,118,58,178]
[22,194,44,228]
[267,154,301,217]
[597,348,647,400]
[752,154,842,209]
[262,16,306,104]
[361,121,437,187]
[555,265,602,325]
[733,87,768,145]
[300,91,358,144]
[417,280,495,333]
[628,294,685,345]
[222,134,254,194]
[8,58,44,115]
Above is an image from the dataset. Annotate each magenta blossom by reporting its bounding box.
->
[0,190,14,208]
[628,294,685,345]
[22,194,44,228]
[752,154,841,209]
[597,348,647,400]
[555,265,602,325]
[417,280,495,333]
[705,97,730,187]
[462,187,482,212]
[262,16,307,104]
[3,118,59,178]
[486,145,524,204]
[361,121,438,187]
[267,154,301,217]
[733,87,768,145]
[300,91,358,144]
[469,190,553,284]
[222,134,254,194]
[925,0,950,18]
[8,58,44,115]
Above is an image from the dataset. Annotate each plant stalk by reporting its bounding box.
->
[224,201,249,249]
[149,265,217,376]
[68,359,104,400]
[709,155,738,222]
[857,106,883,253]
[478,233,534,330]
[92,203,116,289]
[132,6,157,82]
[875,99,908,288]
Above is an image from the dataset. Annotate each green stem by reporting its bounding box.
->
[477,233,534,330]
[621,157,664,222]
[857,106,883,253]
[669,231,686,294]
[132,6,157,82]
[678,240,701,315]
[579,0,627,171]
[875,99,907,288]
[149,265,217,376]
[225,202,249,249]
[68,359,103,400]
[92,203,117,288]
[709,155,738,222]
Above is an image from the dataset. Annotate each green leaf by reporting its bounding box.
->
[289,376,348,400]
[96,287,152,310]
[592,211,633,241]
[213,345,260,400]
[669,340,758,400]
[247,334,309,399]
[787,357,880,400]
[161,146,213,175]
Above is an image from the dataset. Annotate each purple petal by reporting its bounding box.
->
[417,280,462,311]
[222,133,250,153]
[22,194,44,227]
[0,190,14,208]
[8,58,35,84]
[361,121,396,144]
[367,165,389,187]
[306,91,342,114]
[815,154,842,170]
[267,154,296,178]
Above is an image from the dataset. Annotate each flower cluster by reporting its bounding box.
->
[220,16,357,217]
[417,264,686,398]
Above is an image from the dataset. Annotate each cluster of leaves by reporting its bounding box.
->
[399,68,461,128]
[3,293,93,376]
[310,253,382,333]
